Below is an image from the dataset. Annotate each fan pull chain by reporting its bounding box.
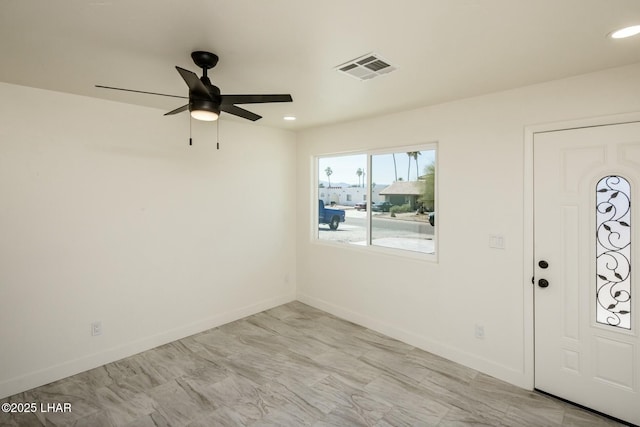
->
[216,119,220,150]
[189,115,193,146]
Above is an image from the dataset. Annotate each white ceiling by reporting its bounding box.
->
[2,0,640,130]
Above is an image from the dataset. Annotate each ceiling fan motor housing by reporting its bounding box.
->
[192,80,221,114]
[190,98,220,115]
[199,78,221,97]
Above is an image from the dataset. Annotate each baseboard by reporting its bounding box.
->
[296,293,529,389]
[0,292,295,399]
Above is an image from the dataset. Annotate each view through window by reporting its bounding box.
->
[317,147,436,256]
[317,154,367,244]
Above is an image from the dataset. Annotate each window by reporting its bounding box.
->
[317,154,367,244]
[371,150,436,254]
[316,145,436,257]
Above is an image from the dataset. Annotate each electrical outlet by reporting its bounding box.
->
[475,324,485,339]
[91,321,102,336]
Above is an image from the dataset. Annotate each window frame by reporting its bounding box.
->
[313,143,438,262]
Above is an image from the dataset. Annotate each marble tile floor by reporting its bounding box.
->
[0,302,625,427]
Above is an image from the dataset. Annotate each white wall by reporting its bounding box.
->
[0,83,297,398]
[295,63,640,388]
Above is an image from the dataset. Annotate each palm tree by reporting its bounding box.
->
[392,153,398,181]
[325,166,333,187]
[406,151,421,180]
[356,168,363,188]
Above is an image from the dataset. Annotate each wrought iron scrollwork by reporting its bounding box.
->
[596,176,631,329]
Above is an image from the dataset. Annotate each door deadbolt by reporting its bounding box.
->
[538,260,549,269]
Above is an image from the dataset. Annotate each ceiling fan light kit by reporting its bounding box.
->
[190,98,220,121]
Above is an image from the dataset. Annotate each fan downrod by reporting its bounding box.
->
[191,51,219,70]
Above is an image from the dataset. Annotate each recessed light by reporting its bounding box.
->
[610,25,640,39]
[283,116,296,121]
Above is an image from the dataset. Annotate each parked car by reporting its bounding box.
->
[354,202,367,211]
[371,201,393,212]
[318,200,346,230]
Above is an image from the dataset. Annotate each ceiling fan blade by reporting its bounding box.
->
[221,94,292,105]
[164,104,189,116]
[95,85,187,99]
[175,66,211,99]
[220,104,262,121]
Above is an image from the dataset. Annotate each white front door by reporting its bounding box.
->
[534,121,640,425]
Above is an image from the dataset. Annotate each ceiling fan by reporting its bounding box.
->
[96,51,293,122]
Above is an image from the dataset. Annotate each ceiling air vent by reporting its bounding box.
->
[335,53,397,81]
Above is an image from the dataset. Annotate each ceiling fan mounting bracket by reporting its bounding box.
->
[191,51,219,71]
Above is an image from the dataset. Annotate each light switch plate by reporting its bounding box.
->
[489,234,505,249]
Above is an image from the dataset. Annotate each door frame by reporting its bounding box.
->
[523,111,640,390]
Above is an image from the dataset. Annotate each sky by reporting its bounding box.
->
[318,150,435,186]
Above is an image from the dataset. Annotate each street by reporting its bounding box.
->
[318,209,435,254]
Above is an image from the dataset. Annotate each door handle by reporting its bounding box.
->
[538,279,549,288]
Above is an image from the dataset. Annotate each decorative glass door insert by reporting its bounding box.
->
[596,175,631,330]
